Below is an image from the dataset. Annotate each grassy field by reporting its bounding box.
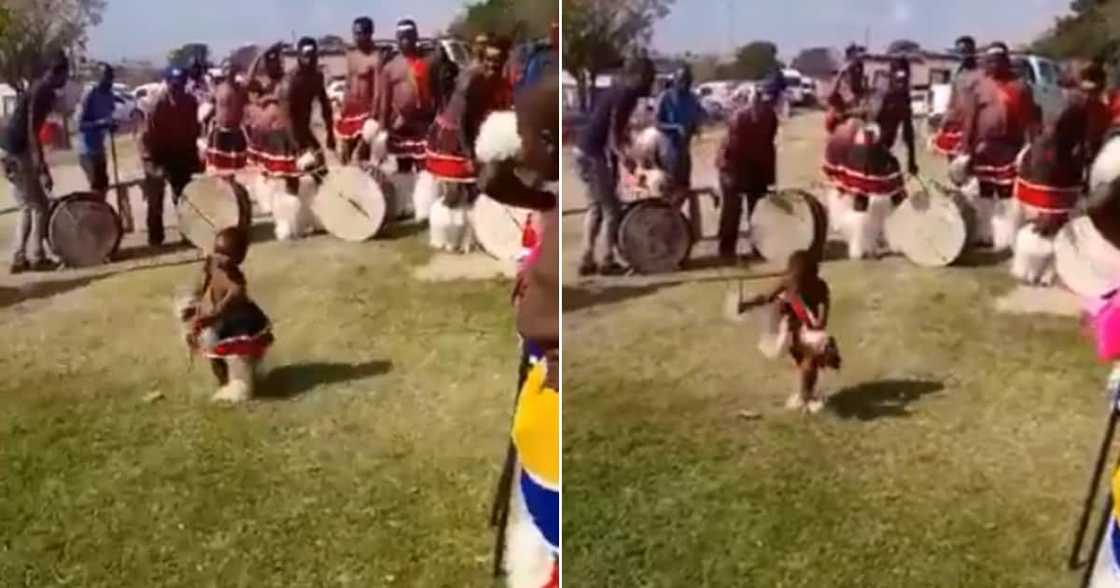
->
[0,147,519,586]
[562,111,1111,586]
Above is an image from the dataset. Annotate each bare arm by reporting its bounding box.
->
[27,83,45,170]
[817,283,831,329]
[317,74,334,143]
[902,95,917,169]
[477,162,556,210]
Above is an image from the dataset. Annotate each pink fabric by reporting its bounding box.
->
[1085,292,1120,361]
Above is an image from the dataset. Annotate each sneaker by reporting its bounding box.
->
[9,260,29,274]
[785,393,805,410]
[577,260,597,276]
[806,398,826,414]
[28,259,60,272]
[597,261,627,276]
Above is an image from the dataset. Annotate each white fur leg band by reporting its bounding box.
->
[361,118,382,145]
[475,111,522,163]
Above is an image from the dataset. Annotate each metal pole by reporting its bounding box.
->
[1082,496,1112,588]
[1071,407,1120,569]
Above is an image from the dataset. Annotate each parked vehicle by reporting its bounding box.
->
[1011,53,1066,124]
[782,68,807,105]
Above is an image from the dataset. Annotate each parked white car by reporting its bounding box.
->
[1011,54,1066,125]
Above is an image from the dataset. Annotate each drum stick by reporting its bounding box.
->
[1080,495,1113,588]
[1069,382,1120,569]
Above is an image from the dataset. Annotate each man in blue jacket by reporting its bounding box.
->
[77,63,118,197]
[654,64,704,203]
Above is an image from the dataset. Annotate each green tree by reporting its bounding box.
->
[562,0,674,109]
[729,41,780,80]
[1032,0,1120,64]
[887,39,921,55]
[450,0,556,42]
[0,0,105,92]
[167,43,210,69]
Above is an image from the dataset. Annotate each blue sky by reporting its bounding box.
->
[653,0,1073,57]
[87,0,467,63]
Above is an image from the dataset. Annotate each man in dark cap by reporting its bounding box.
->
[336,16,384,165]
[717,84,779,260]
[376,19,437,173]
[654,64,704,207]
[140,66,202,247]
[576,55,655,276]
[77,62,118,198]
[2,52,69,273]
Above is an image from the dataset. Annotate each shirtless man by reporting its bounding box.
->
[335,17,383,165]
[377,19,436,173]
[246,43,289,175]
[248,38,335,192]
[204,62,250,176]
[960,41,1039,247]
[285,37,336,181]
[826,45,868,133]
[931,36,981,157]
[425,36,512,199]
[874,56,919,178]
[1015,62,1108,228]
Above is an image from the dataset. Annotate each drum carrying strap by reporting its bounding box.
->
[781,291,821,329]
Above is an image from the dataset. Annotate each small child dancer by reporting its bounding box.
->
[742,250,841,413]
[178,227,274,403]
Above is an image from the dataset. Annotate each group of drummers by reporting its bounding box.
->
[577,36,1120,283]
[1,16,559,273]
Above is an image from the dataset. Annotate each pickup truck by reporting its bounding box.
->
[1011,53,1066,125]
[925,54,1067,132]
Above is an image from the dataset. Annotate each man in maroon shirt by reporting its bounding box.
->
[141,67,202,246]
[717,88,779,260]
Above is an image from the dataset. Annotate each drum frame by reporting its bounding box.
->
[47,192,124,268]
[617,197,694,274]
[176,176,252,252]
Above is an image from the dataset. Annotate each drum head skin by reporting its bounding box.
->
[469,194,530,262]
[177,176,251,254]
[886,178,971,267]
[1055,216,1120,298]
[314,166,388,242]
[618,199,692,274]
[47,193,122,267]
[749,189,826,263]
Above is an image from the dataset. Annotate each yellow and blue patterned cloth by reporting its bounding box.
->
[511,349,559,553]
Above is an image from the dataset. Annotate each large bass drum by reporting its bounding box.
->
[1055,215,1120,298]
[47,192,122,267]
[469,193,533,262]
[177,176,252,254]
[749,189,827,263]
[618,199,692,274]
[886,177,974,267]
[314,166,388,242]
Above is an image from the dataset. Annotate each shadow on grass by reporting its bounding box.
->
[563,284,668,312]
[828,379,944,421]
[956,248,1011,268]
[0,275,106,309]
[257,360,392,399]
[378,220,428,241]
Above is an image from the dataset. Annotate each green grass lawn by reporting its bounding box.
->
[0,229,517,587]
[563,256,1111,587]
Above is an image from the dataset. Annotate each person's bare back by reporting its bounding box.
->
[213,79,247,129]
